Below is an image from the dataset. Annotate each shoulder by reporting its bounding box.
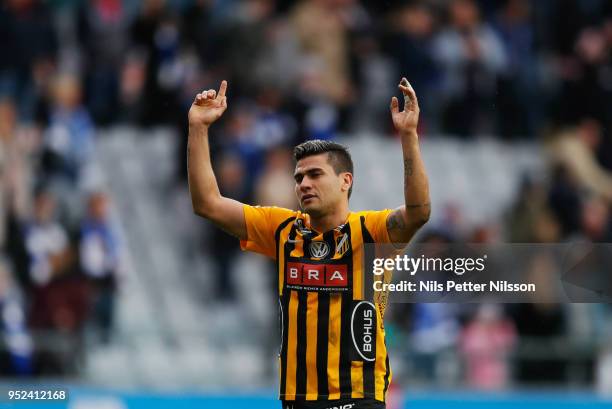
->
[351,209,393,242]
[353,209,394,220]
[243,205,299,227]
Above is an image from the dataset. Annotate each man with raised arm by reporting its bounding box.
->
[187,78,430,409]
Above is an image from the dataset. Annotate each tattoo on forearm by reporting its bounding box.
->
[387,204,431,232]
[404,158,413,177]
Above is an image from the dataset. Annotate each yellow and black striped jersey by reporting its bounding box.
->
[240,205,393,402]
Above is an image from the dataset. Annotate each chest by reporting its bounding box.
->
[280,222,363,295]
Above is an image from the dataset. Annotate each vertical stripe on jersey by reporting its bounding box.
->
[285,290,299,400]
[276,217,297,296]
[384,342,391,398]
[350,361,364,398]
[360,215,376,305]
[360,216,380,400]
[349,216,364,300]
[305,292,319,400]
[374,305,388,402]
[325,226,348,400]
[315,293,329,398]
[361,297,376,398]
[327,293,342,399]
[322,230,336,261]
[274,217,295,395]
[279,292,289,397]
[338,223,354,399]
[295,291,308,397]
[338,291,352,398]
[277,218,298,396]
[278,218,296,399]
[348,216,366,398]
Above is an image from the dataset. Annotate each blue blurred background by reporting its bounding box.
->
[1,0,612,408]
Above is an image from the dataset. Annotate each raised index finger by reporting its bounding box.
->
[217,80,228,99]
[399,77,418,110]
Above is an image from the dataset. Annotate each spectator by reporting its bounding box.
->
[493,0,540,138]
[553,26,612,125]
[208,153,250,300]
[546,164,582,238]
[546,118,612,202]
[181,0,217,66]
[254,146,297,209]
[216,0,279,97]
[409,303,460,380]
[460,304,516,390]
[0,97,37,246]
[580,196,612,242]
[42,72,95,187]
[129,0,182,125]
[290,0,353,106]
[0,260,33,376]
[23,189,88,376]
[0,0,58,121]
[385,2,439,133]
[79,191,122,343]
[77,0,129,124]
[506,174,568,243]
[432,0,507,137]
[23,189,71,288]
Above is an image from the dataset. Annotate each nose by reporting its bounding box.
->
[298,177,314,195]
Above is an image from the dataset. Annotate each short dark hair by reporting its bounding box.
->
[293,139,354,198]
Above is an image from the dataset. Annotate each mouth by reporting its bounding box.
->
[301,194,317,203]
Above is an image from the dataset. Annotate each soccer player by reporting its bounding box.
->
[187,78,430,409]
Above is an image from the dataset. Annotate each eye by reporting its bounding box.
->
[294,174,303,183]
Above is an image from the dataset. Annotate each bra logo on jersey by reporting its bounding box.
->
[310,241,330,258]
[286,262,348,291]
[351,301,377,362]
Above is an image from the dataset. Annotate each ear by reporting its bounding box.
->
[341,172,353,193]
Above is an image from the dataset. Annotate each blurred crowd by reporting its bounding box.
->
[1,0,612,388]
[1,0,127,375]
[0,91,122,375]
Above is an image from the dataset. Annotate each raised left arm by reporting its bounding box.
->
[387,78,431,244]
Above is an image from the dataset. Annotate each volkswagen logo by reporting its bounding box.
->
[310,241,330,258]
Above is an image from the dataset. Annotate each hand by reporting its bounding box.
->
[188,80,228,127]
[390,78,419,136]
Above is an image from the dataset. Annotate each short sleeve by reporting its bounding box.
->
[240,205,296,259]
[362,209,393,243]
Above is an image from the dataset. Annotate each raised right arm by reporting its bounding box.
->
[187,81,247,240]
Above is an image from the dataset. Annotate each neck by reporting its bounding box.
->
[309,202,350,233]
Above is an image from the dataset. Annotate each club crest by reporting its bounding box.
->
[335,233,349,257]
